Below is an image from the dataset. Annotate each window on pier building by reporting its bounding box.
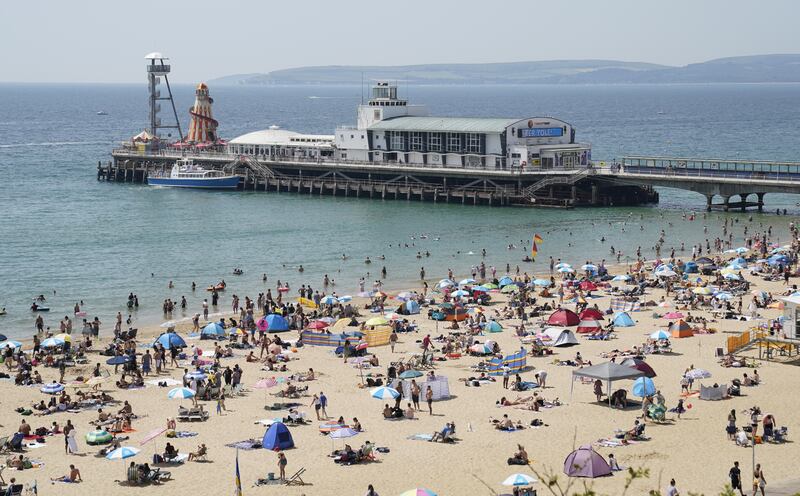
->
[410,132,423,151]
[428,133,441,152]
[467,133,480,153]
[390,132,405,151]
[447,133,461,152]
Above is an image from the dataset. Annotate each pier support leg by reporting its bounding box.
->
[706,195,713,212]
[757,193,765,212]
[740,193,749,212]
[723,196,730,212]
[591,184,599,205]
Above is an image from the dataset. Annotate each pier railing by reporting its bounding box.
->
[111,147,591,176]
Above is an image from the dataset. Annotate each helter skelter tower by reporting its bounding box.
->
[186,83,219,143]
[144,52,183,141]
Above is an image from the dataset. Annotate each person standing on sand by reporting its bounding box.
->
[753,464,766,496]
[277,452,287,481]
[729,461,745,496]
[410,380,420,410]
[319,391,328,419]
[311,394,321,420]
[365,484,379,496]
[426,386,433,415]
[389,330,398,353]
[665,478,679,496]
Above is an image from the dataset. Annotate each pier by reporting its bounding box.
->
[99,149,658,208]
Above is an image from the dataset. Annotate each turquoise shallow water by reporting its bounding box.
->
[1,83,800,338]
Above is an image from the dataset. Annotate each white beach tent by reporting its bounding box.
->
[543,327,579,347]
[570,361,645,405]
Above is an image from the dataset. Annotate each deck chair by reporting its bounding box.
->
[7,484,23,496]
[0,436,9,454]
[284,467,306,486]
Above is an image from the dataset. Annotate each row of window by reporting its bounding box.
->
[385,131,482,153]
[624,158,800,174]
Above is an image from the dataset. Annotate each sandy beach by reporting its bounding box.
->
[2,249,799,496]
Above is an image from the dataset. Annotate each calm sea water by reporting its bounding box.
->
[1,83,800,338]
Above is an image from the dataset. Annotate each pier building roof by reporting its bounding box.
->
[230,128,333,147]
[368,116,518,134]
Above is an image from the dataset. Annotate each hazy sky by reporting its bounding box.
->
[2,0,798,83]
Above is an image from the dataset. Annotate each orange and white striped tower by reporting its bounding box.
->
[187,82,218,143]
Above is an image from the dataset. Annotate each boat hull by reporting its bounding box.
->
[147,176,240,189]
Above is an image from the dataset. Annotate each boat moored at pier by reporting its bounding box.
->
[147,158,239,189]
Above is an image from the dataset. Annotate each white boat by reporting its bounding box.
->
[148,158,239,189]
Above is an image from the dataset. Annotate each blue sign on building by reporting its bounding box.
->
[520,127,563,138]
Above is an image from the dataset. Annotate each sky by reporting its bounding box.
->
[2,0,799,83]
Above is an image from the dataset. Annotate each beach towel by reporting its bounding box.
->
[175,431,198,438]
[594,438,637,447]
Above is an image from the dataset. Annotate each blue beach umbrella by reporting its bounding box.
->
[612,275,631,282]
[201,322,225,338]
[370,386,400,400]
[554,262,571,270]
[650,330,670,340]
[502,473,538,486]
[437,279,455,289]
[0,334,6,342]
[459,278,476,286]
[723,273,741,280]
[106,355,132,365]
[533,279,552,287]
[631,377,656,397]
[581,264,598,272]
[0,341,22,349]
[154,332,186,349]
[452,289,469,297]
[715,292,734,301]
[498,276,514,287]
[41,337,65,348]
[41,382,64,394]
[106,446,140,460]
[265,314,289,332]
[319,295,337,305]
[399,370,423,379]
[167,387,196,399]
[329,427,359,439]
[185,371,207,381]
[558,267,575,273]
[337,295,353,303]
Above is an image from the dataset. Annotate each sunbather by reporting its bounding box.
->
[188,443,207,461]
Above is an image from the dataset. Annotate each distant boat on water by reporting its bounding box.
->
[147,158,239,189]
[96,111,108,115]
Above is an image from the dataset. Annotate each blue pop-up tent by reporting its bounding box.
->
[201,322,225,339]
[262,421,294,451]
[612,312,635,327]
[404,300,420,314]
[498,276,514,287]
[265,314,289,332]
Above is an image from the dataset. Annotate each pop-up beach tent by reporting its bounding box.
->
[563,445,612,478]
[262,421,294,451]
[571,361,645,405]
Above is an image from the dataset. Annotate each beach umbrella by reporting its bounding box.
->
[715,292,734,301]
[483,283,499,289]
[500,285,519,294]
[0,334,6,342]
[396,291,417,301]
[370,386,400,400]
[306,320,329,330]
[558,267,575,273]
[338,295,353,303]
[631,377,656,397]
[692,287,713,295]
[154,332,186,349]
[723,273,741,280]
[86,429,113,445]
[228,328,246,336]
[366,316,389,326]
[498,276,514,287]
[201,322,225,338]
[533,279,551,287]
[400,489,437,496]
[106,355,132,365]
[437,279,455,289]
[735,247,749,254]
[160,321,176,328]
[41,337,65,348]
[484,321,503,333]
[459,278,476,286]
[620,357,657,378]
[695,257,714,265]
[319,295,338,305]
[106,446,140,460]
[54,333,71,343]
[471,285,489,292]
[451,289,470,298]
[656,269,677,277]
[502,473,538,486]
[581,264,598,272]
[685,369,711,380]
[329,427,359,439]
[612,275,631,282]
[0,341,22,349]
[167,387,196,399]
[185,370,207,381]
[265,314,289,332]
[399,370,423,379]
[657,301,672,308]
[662,312,684,320]
[384,312,404,321]
[41,382,64,394]
[253,378,279,389]
[373,291,388,298]
[554,262,571,270]
[579,281,598,291]
[726,262,746,271]
[650,330,670,340]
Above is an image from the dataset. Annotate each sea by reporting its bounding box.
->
[2,82,800,339]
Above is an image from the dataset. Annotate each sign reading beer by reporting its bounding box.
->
[519,127,563,138]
